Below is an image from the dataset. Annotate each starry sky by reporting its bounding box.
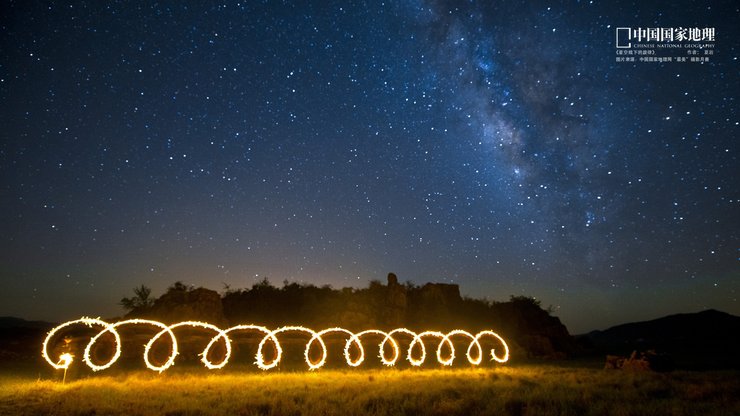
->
[1,1,738,333]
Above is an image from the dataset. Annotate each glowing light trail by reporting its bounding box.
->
[43,318,509,372]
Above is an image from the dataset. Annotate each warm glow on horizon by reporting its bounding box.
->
[42,317,509,373]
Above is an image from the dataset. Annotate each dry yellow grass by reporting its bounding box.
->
[1,363,738,415]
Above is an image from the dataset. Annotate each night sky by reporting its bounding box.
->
[1,1,738,333]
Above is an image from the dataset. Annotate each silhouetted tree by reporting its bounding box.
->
[119,284,154,311]
[508,295,542,309]
[167,281,190,293]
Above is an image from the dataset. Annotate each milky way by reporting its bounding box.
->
[0,1,737,332]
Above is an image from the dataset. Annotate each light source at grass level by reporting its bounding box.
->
[58,353,73,384]
[43,317,509,373]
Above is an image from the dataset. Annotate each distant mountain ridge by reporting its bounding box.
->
[0,317,57,361]
[582,309,740,369]
[0,316,56,330]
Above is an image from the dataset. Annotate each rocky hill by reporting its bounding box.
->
[581,309,740,369]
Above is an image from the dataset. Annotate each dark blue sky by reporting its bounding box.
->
[1,1,737,333]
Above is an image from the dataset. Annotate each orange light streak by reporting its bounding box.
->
[43,317,509,372]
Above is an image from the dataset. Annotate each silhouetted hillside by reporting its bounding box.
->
[0,316,55,330]
[123,273,579,360]
[0,317,56,361]
[582,309,740,369]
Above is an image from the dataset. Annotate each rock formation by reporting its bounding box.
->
[383,273,407,327]
[128,286,227,326]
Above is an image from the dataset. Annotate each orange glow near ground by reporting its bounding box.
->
[43,317,509,372]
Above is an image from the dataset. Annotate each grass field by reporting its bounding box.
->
[1,362,739,416]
